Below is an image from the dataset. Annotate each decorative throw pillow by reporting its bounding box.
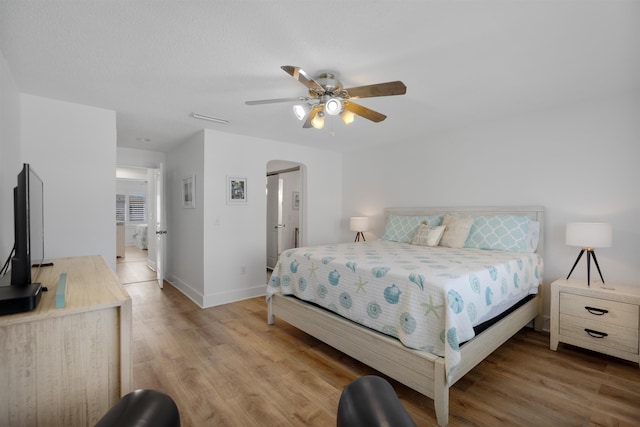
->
[465,215,532,252]
[410,224,446,247]
[439,214,474,248]
[381,214,443,243]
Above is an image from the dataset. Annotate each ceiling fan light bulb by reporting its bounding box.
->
[325,98,342,115]
[311,113,325,129]
[341,109,356,125]
[292,104,306,120]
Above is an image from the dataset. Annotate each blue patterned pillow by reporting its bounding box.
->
[381,214,443,242]
[465,215,531,252]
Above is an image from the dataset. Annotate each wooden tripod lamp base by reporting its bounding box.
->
[565,222,612,287]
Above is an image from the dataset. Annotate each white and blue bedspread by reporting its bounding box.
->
[267,240,543,381]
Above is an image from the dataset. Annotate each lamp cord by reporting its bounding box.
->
[0,244,15,277]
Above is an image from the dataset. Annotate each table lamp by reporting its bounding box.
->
[565,222,612,286]
[350,217,369,242]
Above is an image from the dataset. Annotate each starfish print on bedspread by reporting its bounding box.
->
[354,276,368,294]
[308,263,318,278]
[421,294,444,319]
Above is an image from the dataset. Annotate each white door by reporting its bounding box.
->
[155,165,166,288]
[266,175,283,269]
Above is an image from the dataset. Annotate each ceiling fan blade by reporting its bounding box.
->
[303,104,324,129]
[245,97,308,106]
[281,65,325,95]
[344,81,406,99]
[343,102,386,123]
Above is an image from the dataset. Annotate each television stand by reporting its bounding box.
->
[0,282,42,315]
[0,255,132,426]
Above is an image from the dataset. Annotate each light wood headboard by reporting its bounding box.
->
[384,205,545,257]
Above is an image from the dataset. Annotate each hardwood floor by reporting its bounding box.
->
[120,267,640,426]
[116,246,157,284]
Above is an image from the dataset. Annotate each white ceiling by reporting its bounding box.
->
[1,1,639,153]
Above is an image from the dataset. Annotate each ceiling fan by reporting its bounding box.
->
[245,65,407,129]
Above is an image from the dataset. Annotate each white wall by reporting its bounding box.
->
[21,95,117,269]
[342,93,640,325]
[0,49,22,260]
[164,128,343,308]
[165,132,205,302]
[201,129,343,307]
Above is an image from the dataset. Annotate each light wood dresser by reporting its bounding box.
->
[550,279,640,366]
[0,255,132,426]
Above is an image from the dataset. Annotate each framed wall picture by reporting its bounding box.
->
[292,191,300,210]
[227,176,247,204]
[183,175,195,208]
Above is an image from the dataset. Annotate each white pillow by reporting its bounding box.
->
[410,224,445,247]
[439,215,474,248]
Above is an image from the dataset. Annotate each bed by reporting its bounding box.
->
[267,206,544,426]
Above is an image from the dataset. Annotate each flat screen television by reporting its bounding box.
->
[0,163,45,315]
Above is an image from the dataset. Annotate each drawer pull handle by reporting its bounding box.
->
[584,306,608,316]
[584,328,608,339]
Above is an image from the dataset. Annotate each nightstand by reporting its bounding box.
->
[550,279,640,366]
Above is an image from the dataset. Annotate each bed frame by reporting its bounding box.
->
[268,206,544,426]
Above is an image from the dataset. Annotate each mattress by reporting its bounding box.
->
[267,240,543,379]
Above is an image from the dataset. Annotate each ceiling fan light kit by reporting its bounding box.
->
[324,98,342,115]
[246,65,406,129]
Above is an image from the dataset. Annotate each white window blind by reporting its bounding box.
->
[128,194,146,222]
[116,194,125,223]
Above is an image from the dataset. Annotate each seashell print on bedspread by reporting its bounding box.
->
[267,240,543,383]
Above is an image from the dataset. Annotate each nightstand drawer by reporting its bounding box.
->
[559,313,639,354]
[560,292,639,330]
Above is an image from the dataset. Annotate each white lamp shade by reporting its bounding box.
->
[350,217,369,232]
[566,222,612,248]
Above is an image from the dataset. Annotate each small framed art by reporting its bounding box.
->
[227,176,247,204]
[183,175,195,208]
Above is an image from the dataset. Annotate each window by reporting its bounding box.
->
[116,194,146,223]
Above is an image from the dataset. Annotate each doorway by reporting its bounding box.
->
[115,165,165,285]
[266,161,304,270]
